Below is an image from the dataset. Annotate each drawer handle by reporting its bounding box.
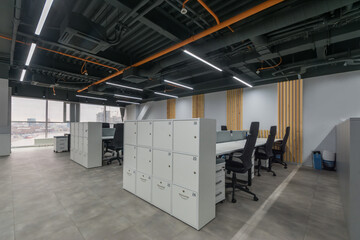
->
[127,172,132,176]
[216,180,222,185]
[216,192,222,197]
[216,169,222,173]
[179,193,189,200]
[157,184,165,190]
[140,178,147,182]
[168,165,171,168]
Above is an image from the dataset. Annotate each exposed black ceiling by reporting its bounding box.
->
[2,0,360,106]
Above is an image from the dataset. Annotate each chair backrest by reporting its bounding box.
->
[112,123,124,147]
[265,126,277,157]
[102,123,110,128]
[221,125,227,131]
[240,122,259,170]
[281,126,290,152]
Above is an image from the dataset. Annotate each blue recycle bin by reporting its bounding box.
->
[313,151,322,170]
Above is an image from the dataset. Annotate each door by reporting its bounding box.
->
[173,153,199,192]
[137,121,152,147]
[124,145,137,169]
[153,121,172,150]
[172,185,198,228]
[153,150,172,181]
[123,167,136,194]
[137,147,152,175]
[173,120,199,155]
[152,178,171,213]
[124,121,137,145]
[136,172,152,202]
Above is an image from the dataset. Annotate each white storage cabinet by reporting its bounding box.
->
[123,119,216,230]
[54,136,68,153]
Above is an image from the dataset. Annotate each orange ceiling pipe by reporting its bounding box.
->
[77,0,284,93]
[0,35,119,72]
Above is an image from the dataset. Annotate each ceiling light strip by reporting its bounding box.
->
[116,100,140,105]
[106,82,143,92]
[20,69,26,82]
[25,43,37,66]
[76,95,107,101]
[154,92,178,99]
[183,50,222,72]
[114,94,142,100]
[35,0,54,35]
[164,80,193,90]
[233,76,253,88]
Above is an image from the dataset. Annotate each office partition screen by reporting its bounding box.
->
[79,103,123,125]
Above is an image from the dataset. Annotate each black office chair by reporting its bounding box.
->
[272,126,290,169]
[102,123,110,128]
[225,122,259,203]
[255,126,277,177]
[106,123,124,165]
[221,125,228,131]
[102,123,111,154]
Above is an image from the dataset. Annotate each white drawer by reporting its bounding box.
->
[173,153,199,192]
[153,150,172,181]
[137,147,152,175]
[136,172,152,202]
[216,174,225,188]
[215,190,225,204]
[124,145,137,169]
[123,168,136,194]
[216,162,225,176]
[172,185,198,228]
[152,178,171,214]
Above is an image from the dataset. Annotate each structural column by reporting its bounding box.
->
[0,78,11,156]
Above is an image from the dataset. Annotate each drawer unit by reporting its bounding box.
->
[137,147,152,175]
[152,178,171,213]
[136,172,152,202]
[123,168,136,194]
[173,120,199,155]
[215,190,225,204]
[172,185,198,228]
[124,145,137,169]
[173,153,199,192]
[124,121,137,145]
[153,150,172,181]
[137,121,152,147]
[153,121,173,150]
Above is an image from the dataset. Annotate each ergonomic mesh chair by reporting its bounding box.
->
[225,122,259,203]
[255,126,277,176]
[272,126,290,169]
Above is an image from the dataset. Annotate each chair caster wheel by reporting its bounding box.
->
[273,173,276,176]
[253,196,259,201]
[257,174,261,177]
[232,199,237,203]
[284,166,287,169]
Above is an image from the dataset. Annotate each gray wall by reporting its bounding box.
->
[0,78,11,156]
[243,84,278,130]
[204,91,226,131]
[124,104,139,120]
[176,96,192,119]
[143,100,166,120]
[303,71,360,165]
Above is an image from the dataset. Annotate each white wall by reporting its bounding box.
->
[124,104,138,121]
[204,91,226,131]
[303,70,360,165]
[176,96,192,119]
[143,100,166,120]
[243,84,278,130]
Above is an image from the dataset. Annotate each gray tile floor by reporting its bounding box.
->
[0,147,348,240]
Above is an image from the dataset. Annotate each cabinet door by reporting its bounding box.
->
[124,145,137,169]
[172,185,198,228]
[79,123,84,137]
[153,150,172,181]
[173,153,199,192]
[123,167,136,194]
[83,123,88,138]
[137,147,152,175]
[152,178,171,213]
[153,121,172,150]
[173,120,199,155]
[124,122,137,145]
[74,123,79,137]
[136,172,152,202]
[137,121,152,147]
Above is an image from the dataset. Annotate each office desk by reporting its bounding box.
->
[102,136,114,140]
[216,138,268,156]
[102,136,114,161]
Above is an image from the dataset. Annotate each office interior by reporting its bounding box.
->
[0,0,359,239]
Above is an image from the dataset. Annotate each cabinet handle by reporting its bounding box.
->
[127,172,132,176]
[157,184,165,190]
[216,180,222,185]
[216,192,222,197]
[149,160,151,163]
[168,165,171,168]
[179,193,189,200]
[216,169,222,173]
[140,178,147,182]
[194,136,197,139]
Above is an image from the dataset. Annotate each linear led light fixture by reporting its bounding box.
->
[76,95,107,101]
[164,79,193,90]
[25,43,37,66]
[116,100,140,105]
[106,82,143,92]
[233,76,253,88]
[114,94,142,100]
[154,92,178,99]
[183,50,222,72]
[35,0,54,35]
[20,69,26,82]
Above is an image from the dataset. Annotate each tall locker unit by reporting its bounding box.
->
[123,119,216,230]
[70,122,102,168]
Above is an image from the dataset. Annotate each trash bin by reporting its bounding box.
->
[313,151,322,170]
[322,150,336,171]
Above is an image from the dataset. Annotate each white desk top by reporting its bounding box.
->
[216,138,280,155]
[102,136,114,140]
